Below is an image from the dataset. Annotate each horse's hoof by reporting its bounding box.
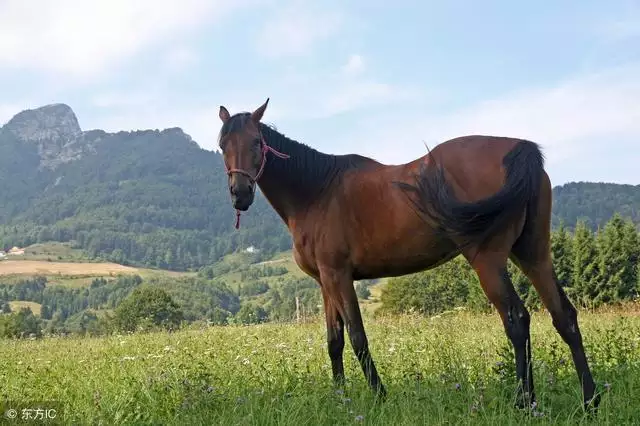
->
[584,392,601,415]
[373,384,387,403]
[514,390,536,411]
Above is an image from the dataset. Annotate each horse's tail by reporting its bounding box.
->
[397,139,545,252]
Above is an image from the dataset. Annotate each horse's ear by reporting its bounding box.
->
[251,98,269,123]
[219,106,230,123]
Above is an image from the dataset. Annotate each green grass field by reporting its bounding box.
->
[2,309,638,425]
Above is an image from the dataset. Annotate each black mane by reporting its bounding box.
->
[219,113,378,202]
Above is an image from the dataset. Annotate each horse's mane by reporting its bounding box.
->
[219,113,378,200]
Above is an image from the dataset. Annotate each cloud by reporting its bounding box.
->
[342,54,365,77]
[243,53,421,121]
[321,81,417,117]
[425,64,640,163]
[0,0,238,80]
[255,2,343,58]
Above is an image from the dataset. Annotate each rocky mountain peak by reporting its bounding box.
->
[2,103,88,169]
[5,103,82,143]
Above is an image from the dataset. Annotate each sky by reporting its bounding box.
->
[1,0,639,185]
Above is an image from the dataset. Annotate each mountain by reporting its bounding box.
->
[551,182,640,230]
[1,104,638,271]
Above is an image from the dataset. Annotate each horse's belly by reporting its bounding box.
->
[351,240,460,280]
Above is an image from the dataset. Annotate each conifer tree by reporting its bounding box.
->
[594,213,634,305]
[551,221,573,289]
[570,219,599,307]
[621,218,639,299]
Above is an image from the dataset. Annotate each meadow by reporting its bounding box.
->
[2,309,638,425]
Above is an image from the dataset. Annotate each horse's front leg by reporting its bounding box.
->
[319,265,386,398]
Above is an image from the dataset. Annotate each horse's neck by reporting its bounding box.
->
[256,132,335,225]
[256,178,294,226]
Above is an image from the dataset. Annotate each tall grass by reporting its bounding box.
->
[1,310,638,425]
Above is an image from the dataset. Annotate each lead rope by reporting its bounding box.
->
[225,136,290,229]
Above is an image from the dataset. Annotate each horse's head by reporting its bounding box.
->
[217,98,271,212]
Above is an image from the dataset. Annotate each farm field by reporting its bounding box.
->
[0,243,196,290]
[1,310,638,425]
[0,260,139,276]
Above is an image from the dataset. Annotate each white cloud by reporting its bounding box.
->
[423,64,640,163]
[0,0,239,80]
[321,81,417,117]
[255,2,343,58]
[342,54,365,76]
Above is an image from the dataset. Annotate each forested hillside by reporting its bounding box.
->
[1,104,639,272]
[551,182,640,230]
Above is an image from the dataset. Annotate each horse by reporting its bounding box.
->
[216,98,601,413]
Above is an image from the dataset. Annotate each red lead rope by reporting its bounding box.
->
[224,135,290,229]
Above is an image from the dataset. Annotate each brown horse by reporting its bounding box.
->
[217,98,600,412]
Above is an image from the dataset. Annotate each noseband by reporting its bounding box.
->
[223,133,290,229]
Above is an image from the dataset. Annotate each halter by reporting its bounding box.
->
[224,133,290,229]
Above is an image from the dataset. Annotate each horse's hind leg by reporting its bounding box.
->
[511,172,599,412]
[511,252,599,411]
[466,250,535,409]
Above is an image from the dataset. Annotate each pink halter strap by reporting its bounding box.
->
[224,133,289,229]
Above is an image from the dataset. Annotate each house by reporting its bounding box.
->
[8,246,25,256]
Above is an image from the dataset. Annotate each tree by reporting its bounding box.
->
[113,285,183,332]
[621,218,639,300]
[234,304,268,325]
[380,257,474,315]
[570,220,599,307]
[594,213,635,305]
[355,282,371,300]
[551,221,573,288]
[40,304,52,320]
[0,307,42,338]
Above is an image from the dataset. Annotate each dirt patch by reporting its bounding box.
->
[0,260,139,276]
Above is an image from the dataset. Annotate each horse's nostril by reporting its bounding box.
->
[230,186,237,196]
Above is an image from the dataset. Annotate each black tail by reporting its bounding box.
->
[398,139,545,251]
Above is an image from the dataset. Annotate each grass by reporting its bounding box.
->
[1,310,638,425]
[7,242,88,262]
[7,301,42,316]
